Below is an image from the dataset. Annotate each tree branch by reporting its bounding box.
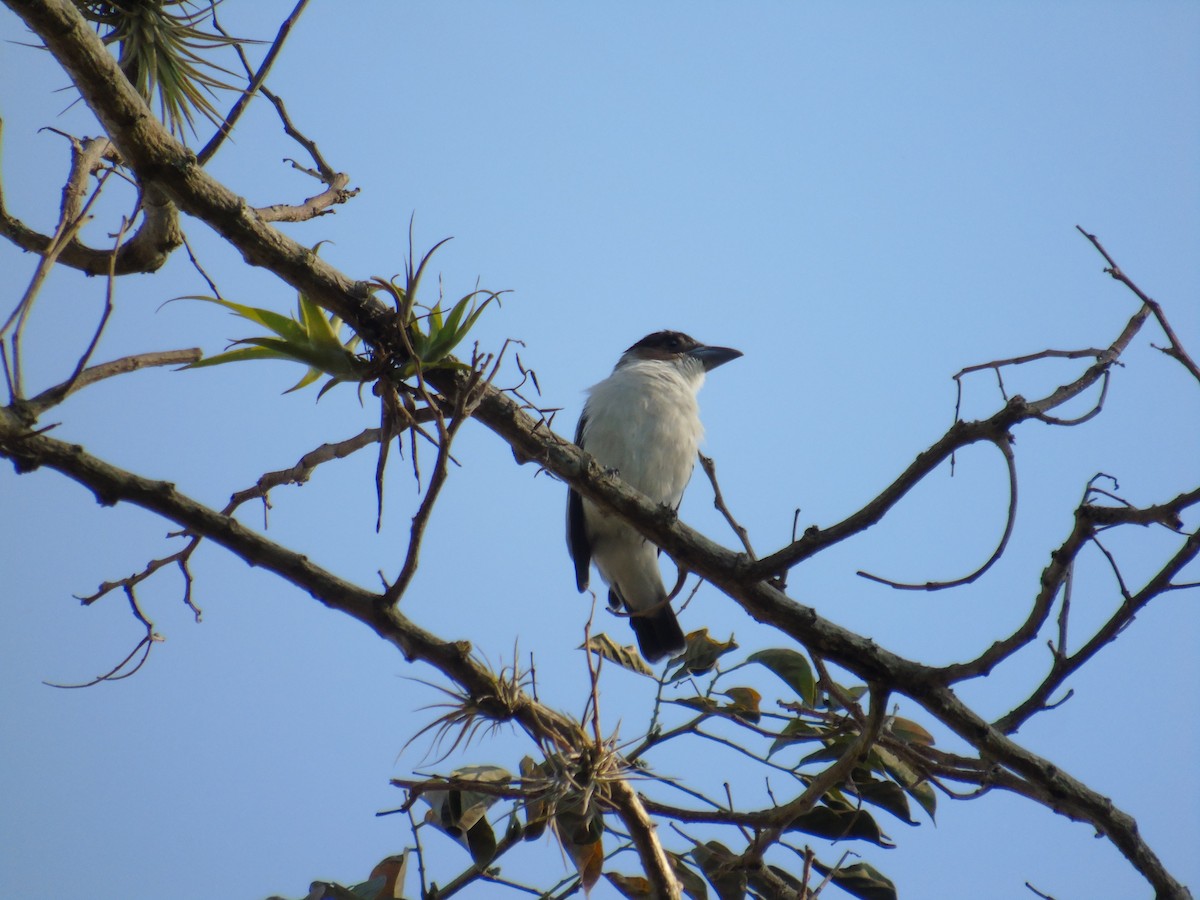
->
[4,3,1192,895]
[0,121,181,275]
[1077,224,1200,384]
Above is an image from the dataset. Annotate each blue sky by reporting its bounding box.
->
[1,3,1198,898]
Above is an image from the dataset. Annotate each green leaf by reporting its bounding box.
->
[180,291,370,393]
[747,648,816,706]
[418,291,499,366]
[284,366,323,395]
[442,293,470,337]
[668,852,710,900]
[183,344,299,369]
[810,860,898,900]
[872,746,937,822]
[299,292,343,350]
[691,840,746,900]
[767,717,820,756]
[852,773,917,825]
[785,804,893,847]
[178,295,307,343]
[907,778,937,822]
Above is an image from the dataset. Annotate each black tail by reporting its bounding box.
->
[614,589,686,663]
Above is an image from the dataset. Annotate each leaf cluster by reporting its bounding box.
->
[391,633,939,899]
[182,290,369,397]
[182,238,499,401]
[75,0,245,138]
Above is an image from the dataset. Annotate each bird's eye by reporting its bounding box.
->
[667,337,681,349]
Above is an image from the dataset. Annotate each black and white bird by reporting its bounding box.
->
[567,331,742,662]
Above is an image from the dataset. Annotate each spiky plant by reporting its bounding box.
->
[75,1,244,138]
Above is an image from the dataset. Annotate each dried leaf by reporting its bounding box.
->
[667,629,739,681]
[889,716,936,746]
[721,687,763,723]
[583,633,655,677]
[604,872,655,898]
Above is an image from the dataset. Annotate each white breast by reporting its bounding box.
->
[581,358,706,508]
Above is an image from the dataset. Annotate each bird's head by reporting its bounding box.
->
[618,330,742,374]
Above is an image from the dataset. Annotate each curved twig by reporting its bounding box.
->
[5,6,1192,893]
[251,88,359,222]
[857,434,1018,591]
[0,123,181,275]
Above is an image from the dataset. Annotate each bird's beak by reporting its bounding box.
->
[689,344,743,371]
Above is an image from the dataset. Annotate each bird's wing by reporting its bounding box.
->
[566,412,592,591]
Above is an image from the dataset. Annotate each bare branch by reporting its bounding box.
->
[21,349,203,418]
[251,89,359,222]
[0,400,584,754]
[6,6,1191,893]
[699,452,757,559]
[753,288,1152,582]
[0,121,181,275]
[609,778,681,899]
[994,524,1200,734]
[1077,224,1200,384]
[55,215,128,401]
[226,426,388,509]
[199,0,311,165]
[857,434,1017,590]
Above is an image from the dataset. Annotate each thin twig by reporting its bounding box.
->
[699,452,757,559]
[857,433,1018,590]
[200,0,311,165]
[23,349,202,418]
[56,215,129,401]
[1077,224,1200,384]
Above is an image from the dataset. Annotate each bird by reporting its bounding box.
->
[567,330,742,662]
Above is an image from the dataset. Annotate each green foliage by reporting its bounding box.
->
[182,291,370,396]
[182,238,500,395]
[367,235,501,379]
[811,860,898,900]
[75,1,244,138]
[691,841,748,900]
[747,647,817,707]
